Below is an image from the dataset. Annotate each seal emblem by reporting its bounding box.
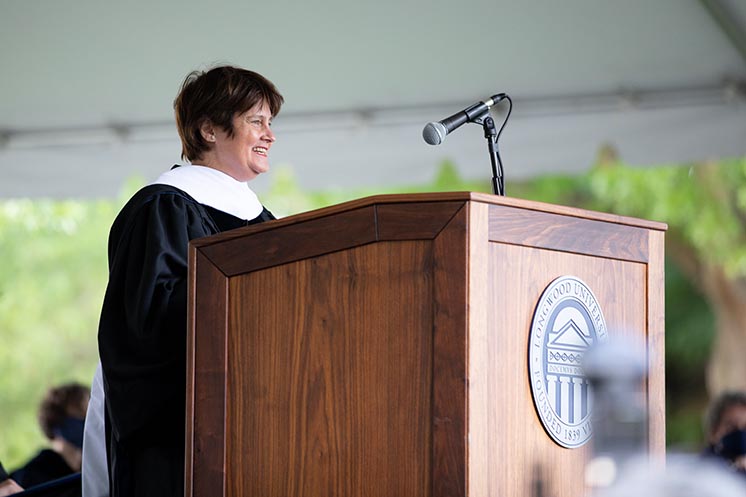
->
[528,276,608,448]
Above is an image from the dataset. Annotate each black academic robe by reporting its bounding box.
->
[0,460,8,482]
[10,449,75,489]
[98,184,273,497]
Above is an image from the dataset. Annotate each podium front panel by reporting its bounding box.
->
[225,241,434,497]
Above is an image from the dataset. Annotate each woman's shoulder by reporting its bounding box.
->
[125,183,198,209]
[109,183,215,241]
[114,184,206,223]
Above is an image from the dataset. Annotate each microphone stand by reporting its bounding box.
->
[425,93,511,195]
[480,114,504,196]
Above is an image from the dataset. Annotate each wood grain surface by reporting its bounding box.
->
[186,250,230,497]
[225,242,433,497]
[186,193,666,497]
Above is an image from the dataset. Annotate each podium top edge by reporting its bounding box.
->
[191,191,667,249]
[287,191,668,231]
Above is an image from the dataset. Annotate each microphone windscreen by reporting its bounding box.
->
[422,122,446,145]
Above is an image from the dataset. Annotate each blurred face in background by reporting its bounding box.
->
[711,403,746,445]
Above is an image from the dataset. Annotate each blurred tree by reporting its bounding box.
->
[0,199,115,467]
[0,180,140,468]
[586,150,746,397]
[0,156,737,462]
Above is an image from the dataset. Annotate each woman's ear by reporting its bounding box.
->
[199,120,217,143]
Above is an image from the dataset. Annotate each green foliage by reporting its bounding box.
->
[433,160,462,189]
[0,162,484,466]
[587,156,746,277]
[664,259,714,449]
[509,172,590,206]
[262,157,727,450]
[665,259,715,376]
[1,156,738,464]
[263,161,491,217]
[580,155,746,447]
[0,199,118,467]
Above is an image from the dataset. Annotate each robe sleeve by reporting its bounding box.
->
[98,190,214,445]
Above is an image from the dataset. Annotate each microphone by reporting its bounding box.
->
[422,93,506,145]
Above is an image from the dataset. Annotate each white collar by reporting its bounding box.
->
[151,165,263,221]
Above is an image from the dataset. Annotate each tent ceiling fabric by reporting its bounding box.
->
[1,0,745,198]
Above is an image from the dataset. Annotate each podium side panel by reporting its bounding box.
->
[469,243,647,497]
[647,230,666,455]
[488,205,650,263]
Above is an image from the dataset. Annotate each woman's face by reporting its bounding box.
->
[209,100,276,182]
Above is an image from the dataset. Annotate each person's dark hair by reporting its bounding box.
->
[173,65,284,162]
[704,391,746,439]
[38,383,90,440]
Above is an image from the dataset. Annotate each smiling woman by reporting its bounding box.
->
[86,65,284,497]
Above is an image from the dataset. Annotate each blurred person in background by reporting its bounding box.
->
[702,390,746,475]
[10,383,89,488]
[598,454,746,497]
[94,65,283,497]
[0,461,23,496]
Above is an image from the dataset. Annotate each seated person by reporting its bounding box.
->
[0,461,23,496]
[11,384,90,488]
[703,390,746,474]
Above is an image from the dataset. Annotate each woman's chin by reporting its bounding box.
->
[248,164,269,178]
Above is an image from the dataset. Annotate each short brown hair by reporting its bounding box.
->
[38,383,90,440]
[173,65,284,162]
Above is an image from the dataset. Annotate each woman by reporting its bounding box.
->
[95,65,283,497]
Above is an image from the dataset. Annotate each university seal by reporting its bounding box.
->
[528,276,608,448]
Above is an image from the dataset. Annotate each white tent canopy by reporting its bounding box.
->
[1,0,745,198]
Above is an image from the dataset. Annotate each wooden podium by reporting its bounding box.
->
[185,193,666,497]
